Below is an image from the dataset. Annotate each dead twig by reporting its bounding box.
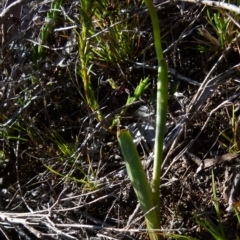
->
[0,0,32,20]
[174,0,240,15]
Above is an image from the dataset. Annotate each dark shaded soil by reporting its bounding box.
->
[1,1,240,239]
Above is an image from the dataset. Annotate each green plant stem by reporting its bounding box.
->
[151,59,168,209]
[144,0,168,220]
[144,0,164,62]
[116,1,168,238]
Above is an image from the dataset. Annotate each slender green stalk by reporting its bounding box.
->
[144,0,168,216]
[117,1,168,239]
[144,1,164,61]
[151,59,168,209]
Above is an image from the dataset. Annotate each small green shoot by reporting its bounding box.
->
[207,9,230,49]
[45,130,98,190]
[214,105,240,153]
[206,8,239,49]
[195,171,226,239]
[33,0,63,69]
[111,76,150,128]
[195,7,240,54]
[44,164,98,191]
